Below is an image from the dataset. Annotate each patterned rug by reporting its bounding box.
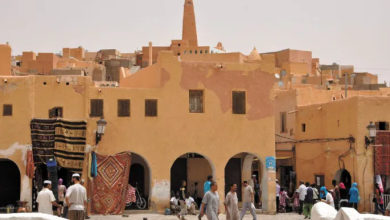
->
[54,119,87,172]
[91,152,131,215]
[375,131,390,175]
[31,119,57,164]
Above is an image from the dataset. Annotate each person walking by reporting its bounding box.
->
[240,181,257,220]
[320,186,334,208]
[36,180,62,215]
[339,183,349,208]
[66,174,87,220]
[311,184,320,204]
[332,180,340,210]
[200,181,220,220]
[198,175,213,220]
[374,183,385,215]
[349,182,359,210]
[276,179,280,213]
[224,183,239,220]
[178,180,188,220]
[304,182,313,219]
[279,188,289,213]
[58,178,66,215]
[298,180,307,215]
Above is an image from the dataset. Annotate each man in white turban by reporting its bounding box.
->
[36,180,62,215]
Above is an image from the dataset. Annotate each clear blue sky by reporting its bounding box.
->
[1,0,389,82]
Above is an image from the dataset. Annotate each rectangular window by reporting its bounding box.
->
[302,124,306,132]
[145,99,157,117]
[280,112,287,133]
[90,99,103,117]
[189,90,203,113]
[118,99,130,117]
[315,174,325,190]
[49,107,63,118]
[376,122,389,131]
[232,91,246,114]
[3,104,12,116]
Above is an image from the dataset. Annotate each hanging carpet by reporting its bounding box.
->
[31,119,57,164]
[54,119,87,172]
[375,131,390,175]
[30,118,87,172]
[91,152,131,215]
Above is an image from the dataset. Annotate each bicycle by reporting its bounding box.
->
[126,182,147,210]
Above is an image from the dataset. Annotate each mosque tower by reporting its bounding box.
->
[182,0,198,47]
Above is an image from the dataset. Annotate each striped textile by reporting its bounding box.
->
[31,119,57,164]
[54,119,87,172]
[126,184,136,203]
[30,118,87,172]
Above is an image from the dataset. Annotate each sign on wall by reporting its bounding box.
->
[266,156,276,172]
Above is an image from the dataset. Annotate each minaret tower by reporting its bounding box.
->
[182,0,198,46]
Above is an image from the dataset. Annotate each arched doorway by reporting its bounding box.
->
[127,153,151,210]
[170,153,215,207]
[335,169,352,189]
[224,153,265,210]
[0,159,20,207]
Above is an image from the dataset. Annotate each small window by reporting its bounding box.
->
[178,53,180,56]
[302,124,306,132]
[200,50,203,54]
[118,99,130,117]
[90,99,103,117]
[184,51,187,54]
[280,112,287,133]
[232,91,246,114]
[145,99,157,117]
[189,90,203,113]
[189,50,192,54]
[205,50,208,54]
[195,50,198,54]
[49,107,63,118]
[3,104,12,116]
[376,122,389,131]
[178,44,181,47]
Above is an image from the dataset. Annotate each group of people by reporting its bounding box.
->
[36,173,88,220]
[276,179,360,219]
[170,175,259,220]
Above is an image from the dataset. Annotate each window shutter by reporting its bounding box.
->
[90,99,103,117]
[189,91,203,113]
[232,91,246,114]
[3,105,12,116]
[375,122,380,130]
[386,122,389,131]
[49,108,56,118]
[118,100,130,117]
[145,100,157,117]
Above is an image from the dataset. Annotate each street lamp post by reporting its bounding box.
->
[365,121,377,148]
[96,117,107,145]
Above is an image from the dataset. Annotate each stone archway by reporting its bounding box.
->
[335,169,352,189]
[0,159,20,207]
[170,153,215,206]
[224,153,267,211]
[128,152,151,209]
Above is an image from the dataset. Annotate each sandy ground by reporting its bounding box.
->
[90,213,303,220]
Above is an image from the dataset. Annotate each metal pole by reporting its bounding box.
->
[345,73,348,98]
